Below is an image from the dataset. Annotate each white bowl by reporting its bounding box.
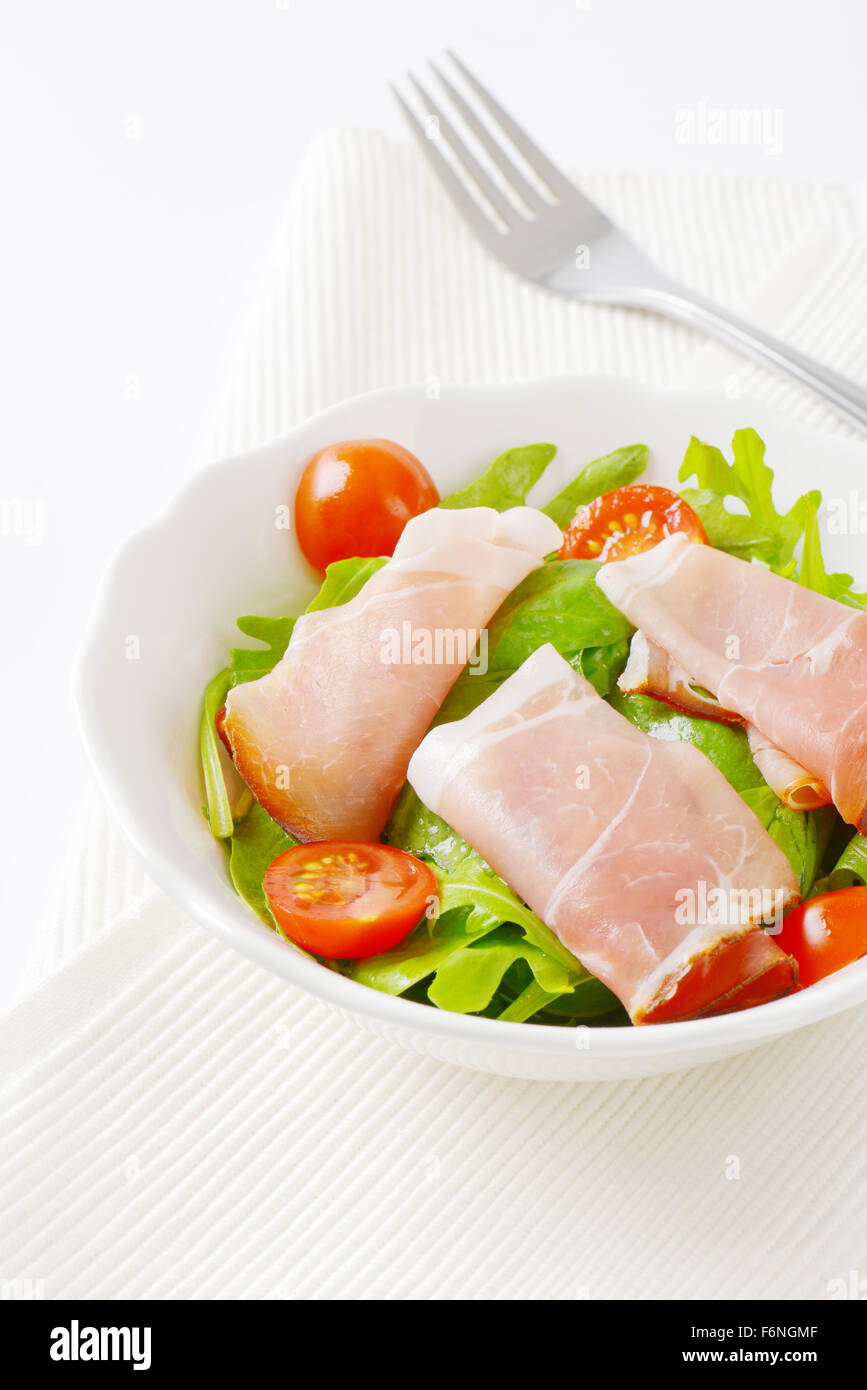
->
[74,375,867,1081]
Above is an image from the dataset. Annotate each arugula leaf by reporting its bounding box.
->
[678,427,865,611]
[230,615,296,685]
[678,429,816,573]
[799,496,866,609]
[540,444,648,528]
[350,907,493,997]
[200,667,234,838]
[427,924,575,1015]
[677,488,775,558]
[439,442,556,511]
[497,978,564,1024]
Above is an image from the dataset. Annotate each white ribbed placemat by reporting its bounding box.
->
[3,130,867,1300]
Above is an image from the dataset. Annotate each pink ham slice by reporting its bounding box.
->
[222,505,562,842]
[407,644,799,1025]
[744,726,831,813]
[619,630,742,724]
[619,631,832,811]
[597,533,867,830]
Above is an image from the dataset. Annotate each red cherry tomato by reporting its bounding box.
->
[775,888,867,987]
[559,484,708,562]
[264,842,438,959]
[294,439,439,573]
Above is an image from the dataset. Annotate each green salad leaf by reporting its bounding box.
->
[678,428,816,573]
[678,427,865,613]
[427,924,575,1014]
[200,667,234,838]
[799,497,866,609]
[305,555,388,611]
[230,616,296,685]
[827,832,867,890]
[540,444,648,528]
[229,800,296,933]
[437,558,633,726]
[440,442,557,511]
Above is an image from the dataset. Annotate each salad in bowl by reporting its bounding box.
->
[199,426,867,1033]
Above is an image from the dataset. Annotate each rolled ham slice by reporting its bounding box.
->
[222,505,562,842]
[744,726,832,813]
[407,644,799,1025]
[619,629,741,724]
[619,631,832,811]
[598,533,867,831]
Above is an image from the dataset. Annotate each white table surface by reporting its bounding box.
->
[2,0,865,1009]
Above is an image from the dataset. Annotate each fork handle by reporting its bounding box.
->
[629,285,867,430]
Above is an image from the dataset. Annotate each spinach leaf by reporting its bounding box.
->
[305,555,387,611]
[439,442,556,511]
[541,444,648,528]
[438,559,633,724]
[828,833,867,889]
[228,800,296,933]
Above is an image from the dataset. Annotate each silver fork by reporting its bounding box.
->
[393,52,867,431]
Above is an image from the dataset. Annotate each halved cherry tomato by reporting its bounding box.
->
[264,842,438,959]
[294,439,439,573]
[559,484,708,562]
[775,888,867,987]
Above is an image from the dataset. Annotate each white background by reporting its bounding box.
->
[2,0,865,1007]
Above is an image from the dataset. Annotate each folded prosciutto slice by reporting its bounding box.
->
[407,644,799,1024]
[222,505,562,842]
[598,533,867,830]
[619,630,832,811]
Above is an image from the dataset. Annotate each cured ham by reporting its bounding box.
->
[407,644,799,1024]
[744,726,831,813]
[598,533,867,830]
[619,631,832,811]
[618,630,741,724]
[222,505,562,842]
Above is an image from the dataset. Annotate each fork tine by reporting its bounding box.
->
[427,59,544,214]
[390,85,505,245]
[445,49,576,201]
[405,73,520,228]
